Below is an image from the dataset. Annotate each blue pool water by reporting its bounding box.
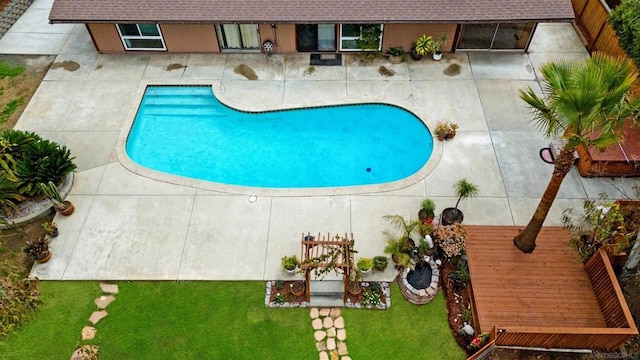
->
[126,86,433,188]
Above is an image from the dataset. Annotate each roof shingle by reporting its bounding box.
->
[49,0,575,24]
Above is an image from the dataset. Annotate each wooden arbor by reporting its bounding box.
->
[299,233,355,303]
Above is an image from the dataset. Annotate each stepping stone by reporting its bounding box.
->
[342,357,352,360]
[319,351,328,360]
[337,328,346,341]
[314,330,326,342]
[312,318,323,330]
[319,308,331,317]
[326,337,336,350]
[330,350,339,360]
[330,308,341,318]
[99,283,119,294]
[316,341,327,351]
[326,327,336,338]
[81,326,96,340]
[94,295,115,309]
[334,316,344,329]
[88,310,107,325]
[323,316,334,328]
[337,341,348,355]
[310,307,319,319]
[71,345,99,360]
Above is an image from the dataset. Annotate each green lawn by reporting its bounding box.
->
[0,281,465,359]
[0,281,101,359]
[345,284,466,360]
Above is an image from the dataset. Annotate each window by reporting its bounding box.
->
[116,24,166,51]
[339,24,382,51]
[215,24,260,50]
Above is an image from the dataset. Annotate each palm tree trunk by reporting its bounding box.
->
[514,146,576,253]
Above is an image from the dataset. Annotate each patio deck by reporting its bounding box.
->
[466,226,636,349]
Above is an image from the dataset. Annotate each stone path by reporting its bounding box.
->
[310,307,351,360]
[71,282,118,360]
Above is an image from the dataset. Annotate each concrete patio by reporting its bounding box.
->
[1,1,638,282]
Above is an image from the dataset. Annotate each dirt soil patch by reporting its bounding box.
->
[0,55,53,130]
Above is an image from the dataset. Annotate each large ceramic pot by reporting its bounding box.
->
[441,207,463,225]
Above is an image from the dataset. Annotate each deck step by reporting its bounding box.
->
[310,280,344,294]
[309,294,344,308]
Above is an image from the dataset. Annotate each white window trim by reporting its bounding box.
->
[116,24,167,51]
[338,24,383,52]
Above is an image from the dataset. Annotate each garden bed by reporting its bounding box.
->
[264,281,390,309]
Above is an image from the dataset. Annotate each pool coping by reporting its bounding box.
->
[115,79,442,197]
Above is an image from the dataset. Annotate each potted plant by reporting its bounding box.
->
[442,178,479,225]
[382,214,420,268]
[281,254,300,275]
[434,121,459,141]
[357,257,373,276]
[430,33,447,61]
[412,35,433,60]
[418,198,436,225]
[373,255,388,272]
[386,47,405,64]
[289,280,305,296]
[42,221,58,237]
[39,181,74,216]
[23,235,51,263]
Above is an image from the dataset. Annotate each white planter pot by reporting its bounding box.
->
[359,268,372,277]
[284,265,298,275]
[432,52,443,61]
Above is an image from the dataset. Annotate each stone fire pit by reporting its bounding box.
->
[398,256,439,304]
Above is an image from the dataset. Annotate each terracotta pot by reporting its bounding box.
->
[348,281,362,295]
[58,201,74,216]
[290,281,305,296]
[36,252,51,264]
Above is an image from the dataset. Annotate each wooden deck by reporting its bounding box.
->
[465,226,606,333]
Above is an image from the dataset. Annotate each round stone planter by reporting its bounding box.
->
[398,257,440,305]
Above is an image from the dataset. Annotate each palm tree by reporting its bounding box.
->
[514,55,640,253]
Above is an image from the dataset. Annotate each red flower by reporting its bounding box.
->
[471,337,482,347]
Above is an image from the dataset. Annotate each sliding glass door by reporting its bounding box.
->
[296,24,336,52]
[458,23,535,50]
[216,24,260,51]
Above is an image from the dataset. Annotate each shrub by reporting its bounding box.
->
[0,173,25,215]
[449,261,470,290]
[16,139,76,196]
[608,0,640,70]
[434,224,467,258]
[372,256,388,272]
[0,261,41,337]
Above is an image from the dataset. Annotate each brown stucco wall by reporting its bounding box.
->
[162,23,219,53]
[87,23,125,53]
[259,23,296,53]
[382,23,458,53]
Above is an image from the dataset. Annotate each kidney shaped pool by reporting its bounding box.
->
[125,86,433,188]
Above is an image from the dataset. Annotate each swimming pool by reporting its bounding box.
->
[125,86,433,188]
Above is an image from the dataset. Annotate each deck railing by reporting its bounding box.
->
[473,249,637,349]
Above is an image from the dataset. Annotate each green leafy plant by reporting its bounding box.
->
[361,285,383,307]
[430,33,448,54]
[42,221,57,236]
[608,0,640,70]
[562,193,636,262]
[386,47,404,57]
[356,24,382,61]
[0,173,25,215]
[449,260,470,290]
[453,178,479,210]
[23,235,50,261]
[372,256,388,272]
[382,214,421,268]
[280,255,299,271]
[357,257,373,272]
[413,34,434,56]
[0,60,25,79]
[16,140,76,196]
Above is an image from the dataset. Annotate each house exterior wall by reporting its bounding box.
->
[382,23,457,52]
[259,23,297,53]
[87,22,460,54]
[87,23,125,53]
[161,23,219,52]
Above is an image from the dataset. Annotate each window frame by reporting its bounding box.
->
[116,24,166,51]
[338,24,383,52]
